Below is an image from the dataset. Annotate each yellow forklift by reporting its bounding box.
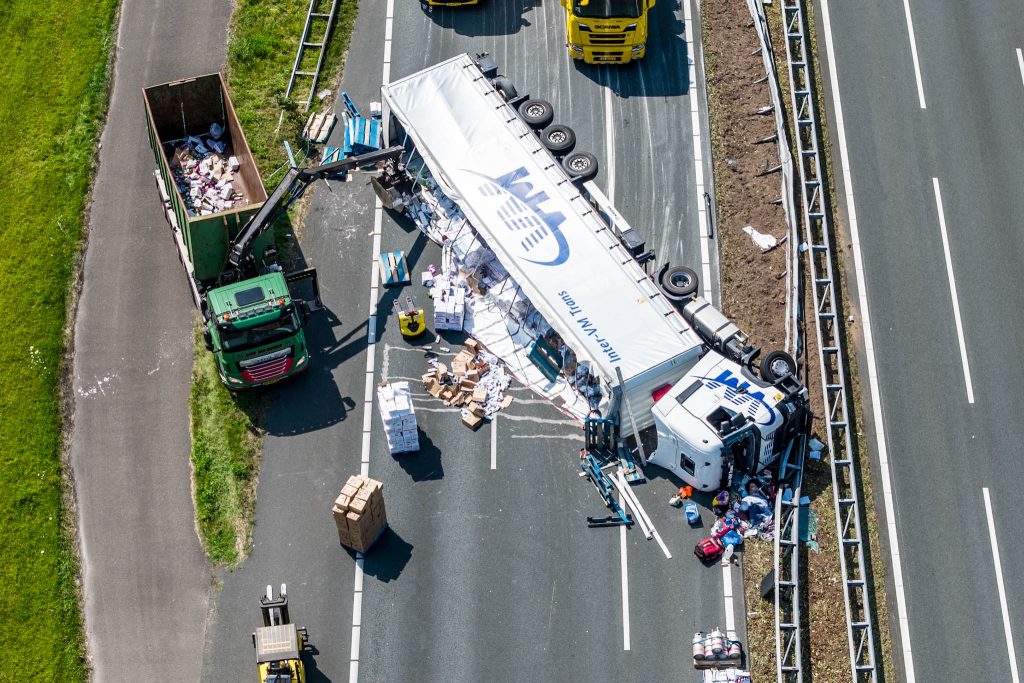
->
[252,584,308,683]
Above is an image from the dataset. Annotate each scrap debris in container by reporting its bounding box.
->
[166,123,249,216]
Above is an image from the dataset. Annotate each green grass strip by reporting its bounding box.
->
[189,0,359,567]
[0,0,119,678]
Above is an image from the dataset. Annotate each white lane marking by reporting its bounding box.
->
[1017,48,1024,87]
[604,84,616,204]
[683,0,715,304]
[932,178,974,404]
[350,2,395,681]
[901,0,927,108]
[819,0,917,679]
[983,488,1021,683]
[620,524,630,650]
[722,562,737,640]
[490,414,497,470]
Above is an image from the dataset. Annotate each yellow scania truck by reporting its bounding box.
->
[561,0,654,64]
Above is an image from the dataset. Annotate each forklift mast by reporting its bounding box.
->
[260,583,291,626]
[226,145,405,276]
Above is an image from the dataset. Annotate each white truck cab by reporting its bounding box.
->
[649,353,803,490]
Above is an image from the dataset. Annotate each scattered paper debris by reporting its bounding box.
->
[742,225,778,252]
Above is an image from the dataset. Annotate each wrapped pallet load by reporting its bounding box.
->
[332,475,388,552]
[377,380,419,454]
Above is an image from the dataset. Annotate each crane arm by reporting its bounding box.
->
[227,145,405,270]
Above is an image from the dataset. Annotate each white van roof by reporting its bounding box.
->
[382,54,702,384]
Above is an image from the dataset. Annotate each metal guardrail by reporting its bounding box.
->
[774,438,806,683]
[743,1,807,679]
[779,0,879,680]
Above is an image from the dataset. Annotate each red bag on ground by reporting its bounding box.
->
[694,535,725,562]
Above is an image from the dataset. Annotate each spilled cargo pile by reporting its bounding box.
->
[421,338,514,430]
[166,123,249,216]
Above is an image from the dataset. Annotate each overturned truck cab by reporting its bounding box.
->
[377,54,808,490]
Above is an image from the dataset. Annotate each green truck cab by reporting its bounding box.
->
[561,0,654,64]
[203,273,311,387]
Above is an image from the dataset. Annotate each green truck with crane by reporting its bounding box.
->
[143,73,401,388]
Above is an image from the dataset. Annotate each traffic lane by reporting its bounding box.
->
[199,180,379,682]
[392,0,710,293]
[625,475,737,676]
[200,1,392,679]
[70,0,237,679]
[977,482,1024,682]
[362,318,625,682]
[820,0,1024,677]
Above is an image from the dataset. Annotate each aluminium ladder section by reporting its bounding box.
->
[780,0,879,680]
[283,0,340,111]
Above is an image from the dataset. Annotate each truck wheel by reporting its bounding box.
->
[492,76,518,102]
[760,350,796,382]
[659,265,699,298]
[518,99,554,128]
[540,125,576,156]
[562,151,599,181]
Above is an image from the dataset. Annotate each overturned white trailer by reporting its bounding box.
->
[380,54,807,490]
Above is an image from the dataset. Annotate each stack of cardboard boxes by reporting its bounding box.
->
[377,381,419,454]
[332,475,388,552]
[431,282,465,331]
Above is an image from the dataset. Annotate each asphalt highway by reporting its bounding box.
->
[68,0,230,680]
[817,0,1024,680]
[203,1,739,681]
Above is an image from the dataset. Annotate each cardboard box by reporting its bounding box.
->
[427,381,444,398]
[458,378,476,392]
[500,395,514,409]
[465,338,481,353]
[465,368,481,382]
[472,386,488,403]
[462,412,483,430]
[348,497,369,515]
[421,372,436,389]
[468,401,486,417]
[333,493,352,513]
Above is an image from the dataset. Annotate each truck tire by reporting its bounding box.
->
[760,350,796,382]
[659,265,699,298]
[562,151,599,181]
[518,99,554,128]
[492,76,518,102]
[540,124,576,156]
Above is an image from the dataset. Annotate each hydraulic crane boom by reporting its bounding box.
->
[227,145,405,273]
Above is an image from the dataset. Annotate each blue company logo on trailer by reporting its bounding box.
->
[462,167,570,266]
[699,369,781,427]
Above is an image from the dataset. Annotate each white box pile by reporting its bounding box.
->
[377,381,419,454]
[432,282,466,331]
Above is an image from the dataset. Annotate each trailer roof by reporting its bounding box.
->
[382,55,702,384]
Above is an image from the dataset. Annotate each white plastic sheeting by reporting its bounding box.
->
[381,54,702,387]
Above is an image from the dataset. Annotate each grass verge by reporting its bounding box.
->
[188,0,359,567]
[0,0,119,678]
[189,324,266,566]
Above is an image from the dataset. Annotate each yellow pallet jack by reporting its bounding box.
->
[393,296,426,338]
